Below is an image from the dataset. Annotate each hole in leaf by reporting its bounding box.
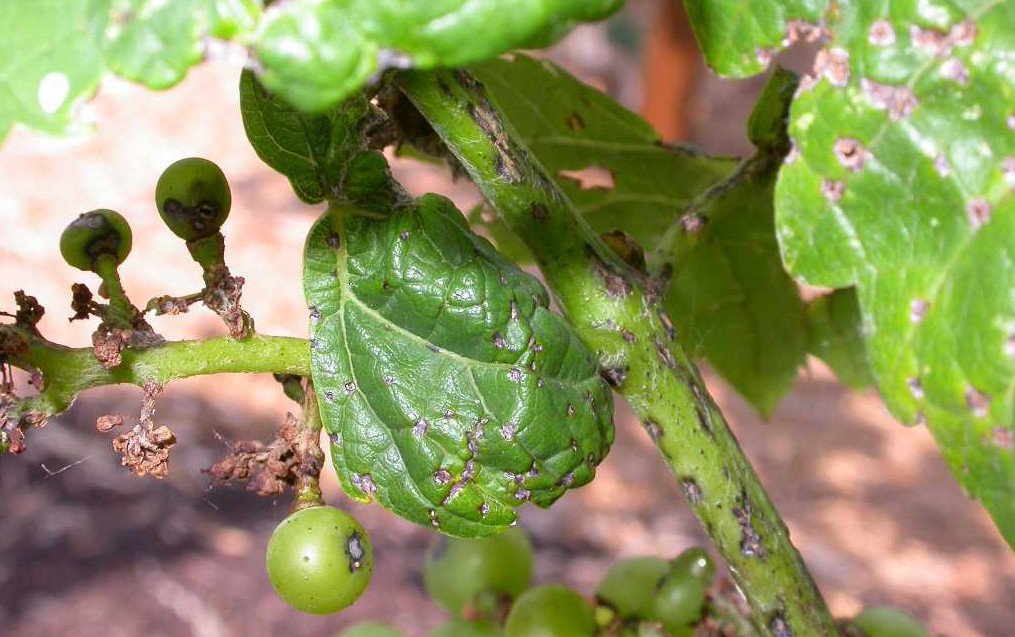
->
[558,165,615,191]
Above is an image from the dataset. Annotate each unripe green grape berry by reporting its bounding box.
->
[155,157,231,240]
[853,606,929,637]
[59,209,132,271]
[669,548,715,585]
[652,571,706,635]
[594,557,668,620]
[265,505,373,615]
[427,619,503,637]
[423,527,533,616]
[505,585,597,637]
[337,622,406,637]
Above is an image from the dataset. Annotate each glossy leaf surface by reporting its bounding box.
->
[304,198,614,537]
[776,1,1015,546]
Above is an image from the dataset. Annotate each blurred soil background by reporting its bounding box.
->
[1,2,1013,636]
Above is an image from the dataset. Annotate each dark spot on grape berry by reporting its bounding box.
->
[345,531,366,571]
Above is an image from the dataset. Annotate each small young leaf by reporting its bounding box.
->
[775,2,1015,547]
[239,70,396,210]
[304,196,614,537]
[804,288,873,389]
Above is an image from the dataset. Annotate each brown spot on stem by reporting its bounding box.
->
[590,249,633,298]
[733,490,766,558]
[655,337,677,369]
[681,478,702,504]
[530,202,548,221]
[600,366,628,387]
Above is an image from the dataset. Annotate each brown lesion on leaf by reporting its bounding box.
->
[821,179,845,202]
[206,412,324,497]
[833,138,868,171]
[991,426,1013,451]
[965,386,990,418]
[814,47,850,87]
[860,79,917,120]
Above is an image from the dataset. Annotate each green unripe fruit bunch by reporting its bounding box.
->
[505,585,597,637]
[265,505,373,615]
[669,548,715,585]
[427,619,503,637]
[423,527,533,616]
[59,209,132,271]
[594,557,668,620]
[652,572,705,636]
[155,157,232,240]
[853,606,929,637]
[337,622,407,637]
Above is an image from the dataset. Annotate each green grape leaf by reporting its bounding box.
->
[240,69,388,207]
[253,0,623,113]
[0,0,261,144]
[103,0,205,90]
[775,2,1015,547]
[662,69,806,418]
[471,54,737,250]
[0,0,106,142]
[684,0,830,78]
[304,196,614,537]
[804,288,873,389]
[474,55,807,416]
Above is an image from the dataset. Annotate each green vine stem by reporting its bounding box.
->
[93,254,141,327]
[2,330,309,424]
[291,382,326,512]
[396,70,839,637]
